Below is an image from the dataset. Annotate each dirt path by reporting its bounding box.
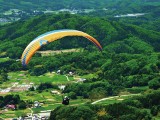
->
[91,94,140,104]
[64,75,70,81]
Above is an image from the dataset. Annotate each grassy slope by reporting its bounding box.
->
[7,71,74,85]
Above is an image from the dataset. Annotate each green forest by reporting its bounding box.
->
[0,0,160,11]
[0,0,160,119]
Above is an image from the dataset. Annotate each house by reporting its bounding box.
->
[34,101,41,108]
[58,85,66,90]
[68,71,73,76]
[57,70,61,74]
[6,104,16,110]
[38,112,51,120]
[51,90,60,95]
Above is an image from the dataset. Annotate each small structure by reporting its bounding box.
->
[6,104,16,110]
[77,78,86,83]
[68,71,73,76]
[34,101,41,108]
[58,85,66,90]
[38,111,51,120]
[57,70,61,74]
[51,90,60,95]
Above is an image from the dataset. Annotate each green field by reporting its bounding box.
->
[0,109,30,119]
[0,71,149,119]
[1,71,74,89]
[0,70,83,118]
[0,90,89,118]
[7,71,74,85]
[0,57,10,62]
[154,116,160,120]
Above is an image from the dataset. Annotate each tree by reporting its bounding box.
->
[12,95,20,104]
[18,100,27,109]
[89,87,106,100]
[70,106,96,120]
[0,71,8,83]
[151,106,158,116]
[29,86,35,91]
[3,95,13,105]
[30,65,47,76]
[148,78,160,90]
[69,92,77,99]
[37,82,58,91]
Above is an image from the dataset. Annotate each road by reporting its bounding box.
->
[91,94,140,104]
[64,75,70,81]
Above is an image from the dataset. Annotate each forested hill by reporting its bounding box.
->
[0,0,159,12]
[0,12,160,119]
[1,0,159,31]
[0,13,159,58]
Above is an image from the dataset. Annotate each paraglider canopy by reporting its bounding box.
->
[21,29,102,66]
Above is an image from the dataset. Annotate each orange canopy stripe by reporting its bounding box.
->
[21,29,102,66]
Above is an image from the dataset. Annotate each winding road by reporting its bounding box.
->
[91,94,140,104]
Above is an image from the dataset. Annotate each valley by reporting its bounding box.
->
[0,0,159,119]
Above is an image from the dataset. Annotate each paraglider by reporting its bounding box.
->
[21,29,102,66]
[62,96,70,105]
